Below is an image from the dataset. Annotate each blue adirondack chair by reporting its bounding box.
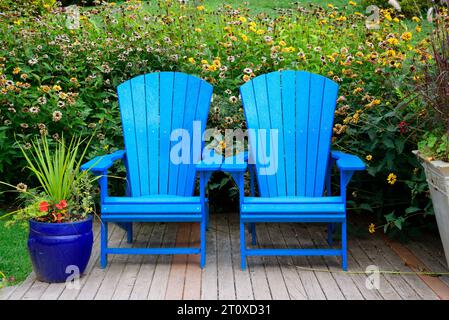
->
[81,72,219,268]
[221,70,365,271]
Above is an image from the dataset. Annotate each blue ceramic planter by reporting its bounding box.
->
[28,215,93,283]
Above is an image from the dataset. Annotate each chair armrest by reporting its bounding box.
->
[331,151,365,171]
[196,149,222,172]
[221,151,248,172]
[80,150,126,174]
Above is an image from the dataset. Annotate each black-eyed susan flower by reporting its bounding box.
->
[400,32,412,41]
[387,173,397,185]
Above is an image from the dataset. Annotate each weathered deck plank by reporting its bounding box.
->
[111,223,150,300]
[356,236,420,300]
[183,223,202,300]
[307,225,364,300]
[201,213,218,300]
[266,223,307,300]
[147,223,177,300]
[280,223,326,300]
[229,214,254,300]
[77,223,125,300]
[294,224,345,300]
[128,222,164,300]
[165,223,191,299]
[216,214,236,300]
[2,215,448,301]
[256,223,290,300]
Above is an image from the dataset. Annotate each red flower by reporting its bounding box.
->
[55,199,67,210]
[39,201,49,212]
[398,121,409,134]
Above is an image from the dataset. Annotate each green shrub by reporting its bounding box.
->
[361,0,430,16]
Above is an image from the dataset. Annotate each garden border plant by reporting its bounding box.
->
[0,133,97,283]
[0,0,447,237]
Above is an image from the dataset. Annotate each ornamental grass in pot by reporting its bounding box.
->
[413,11,449,267]
[1,134,96,283]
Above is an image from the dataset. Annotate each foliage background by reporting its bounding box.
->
[0,0,444,235]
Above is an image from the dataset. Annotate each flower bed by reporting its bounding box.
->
[0,0,445,233]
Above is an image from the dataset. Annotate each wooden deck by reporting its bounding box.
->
[1,213,449,300]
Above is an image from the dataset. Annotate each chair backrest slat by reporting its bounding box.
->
[240,70,338,197]
[145,73,160,195]
[281,71,297,196]
[117,72,213,197]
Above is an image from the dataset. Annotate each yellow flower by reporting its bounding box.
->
[238,16,247,23]
[386,37,399,45]
[208,64,217,71]
[219,140,226,150]
[281,46,295,53]
[400,32,412,41]
[13,67,21,74]
[241,34,248,42]
[368,223,376,234]
[188,57,195,64]
[353,87,364,94]
[13,19,22,26]
[385,49,396,57]
[366,154,373,161]
[256,29,265,35]
[243,74,251,82]
[387,173,397,185]
[412,16,420,22]
[416,25,422,33]
[349,1,357,5]
[40,85,51,93]
[200,59,208,65]
[393,17,400,23]
[279,40,287,47]
[53,85,62,91]
[195,28,202,33]
[196,5,205,11]
[327,4,334,8]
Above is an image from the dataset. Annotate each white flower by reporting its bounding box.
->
[52,110,63,122]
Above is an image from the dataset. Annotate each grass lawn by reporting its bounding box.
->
[202,0,347,10]
[139,0,348,13]
[0,219,31,287]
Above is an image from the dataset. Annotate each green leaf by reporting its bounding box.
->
[359,203,374,212]
[383,138,395,149]
[405,207,421,214]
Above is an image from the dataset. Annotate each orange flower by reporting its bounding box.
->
[39,201,49,212]
[55,199,67,210]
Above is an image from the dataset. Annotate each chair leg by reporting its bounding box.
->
[200,217,206,269]
[342,220,347,271]
[240,220,247,270]
[327,223,333,246]
[251,223,257,245]
[206,202,210,231]
[101,221,108,269]
[127,223,133,244]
